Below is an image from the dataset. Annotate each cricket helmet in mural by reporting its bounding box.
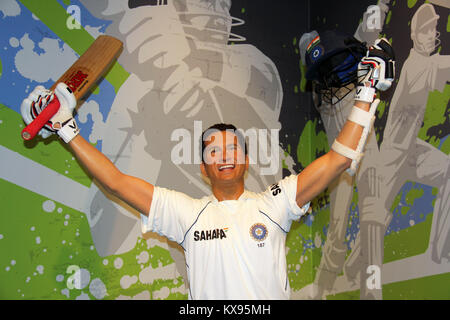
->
[174,0,246,43]
[411,3,440,55]
[299,30,367,103]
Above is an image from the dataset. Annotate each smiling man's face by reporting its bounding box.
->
[200,130,248,186]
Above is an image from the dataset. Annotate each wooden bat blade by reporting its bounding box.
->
[21,35,123,141]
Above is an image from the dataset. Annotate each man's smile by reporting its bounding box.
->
[218,164,235,171]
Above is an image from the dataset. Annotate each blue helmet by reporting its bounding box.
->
[299,30,367,103]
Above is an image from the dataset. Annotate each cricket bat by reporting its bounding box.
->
[21,35,123,140]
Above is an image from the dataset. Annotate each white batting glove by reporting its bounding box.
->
[355,38,395,103]
[21,83,79,143]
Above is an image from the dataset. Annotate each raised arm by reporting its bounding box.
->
[21,83,154,216]
[68,135,154,216]
[296,38,395,208]
[296,100,370,207]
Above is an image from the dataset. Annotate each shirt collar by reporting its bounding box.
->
[208,190,251,203]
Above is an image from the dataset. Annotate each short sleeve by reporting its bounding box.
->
[140,186,199,244]
[259,174,310,232]
[278,174,310,219]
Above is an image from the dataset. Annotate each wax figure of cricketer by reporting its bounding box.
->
[21,39,395,299]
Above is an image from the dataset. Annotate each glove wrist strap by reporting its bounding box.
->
[355,85,376,103]
[57,118,80,143]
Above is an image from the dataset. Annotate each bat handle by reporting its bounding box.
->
[21,96,61,141]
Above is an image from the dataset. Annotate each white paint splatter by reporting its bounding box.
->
[136,251,149,264]
[139,264,175,284]
[36,265,44,275]
[15,34,78,83]
[0,0,21,17]
[9,37,19,48]
[314,232,322,249]
[77,100,106,144]
[133,291,151,300]
[42,200,55,213]
[120,275,138,289]
[75,292,90,300]
[61,288,70,298]
[115,291,150,300]
[89,278,107,299]
[114,257,123,270]
[153,287,170,300]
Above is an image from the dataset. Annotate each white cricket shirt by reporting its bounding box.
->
[140,174,310,300]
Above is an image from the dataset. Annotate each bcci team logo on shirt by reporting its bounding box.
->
[250,223,268,242]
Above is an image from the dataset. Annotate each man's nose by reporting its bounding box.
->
[222,148,233,162]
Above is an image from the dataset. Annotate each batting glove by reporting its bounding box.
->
[21,83,79,143]
[355,38,395,103]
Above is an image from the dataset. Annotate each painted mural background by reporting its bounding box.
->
[0,0,448,300]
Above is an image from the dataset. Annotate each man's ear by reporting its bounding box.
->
[200,162,212,185]
[200,162,208,178]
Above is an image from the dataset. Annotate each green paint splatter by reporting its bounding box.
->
[390,192,402,213]
[326,214,437,300]
[447,14,450,32]
[296,119,329,168]
[401,206,410,216]
[92,85,100,95]
[432,187,438,196]
[386,10,392,25]
[383,272,450,299]
[351,185,358,212]
[282,145,291,170]
[407,0,418,8]
[328,271,450,300]
[19,0,129,94]
[417,85,450,154]
[377,100,386,119]
[384,213,432,263]
[0,179,186,300]
[286,218,323,290]
[299,59,307,93]
[405,185,424,206]
[0,104,92,187]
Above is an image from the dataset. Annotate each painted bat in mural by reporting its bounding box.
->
[21,35,123,140]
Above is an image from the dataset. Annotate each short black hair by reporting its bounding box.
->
[200,123,248,163]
